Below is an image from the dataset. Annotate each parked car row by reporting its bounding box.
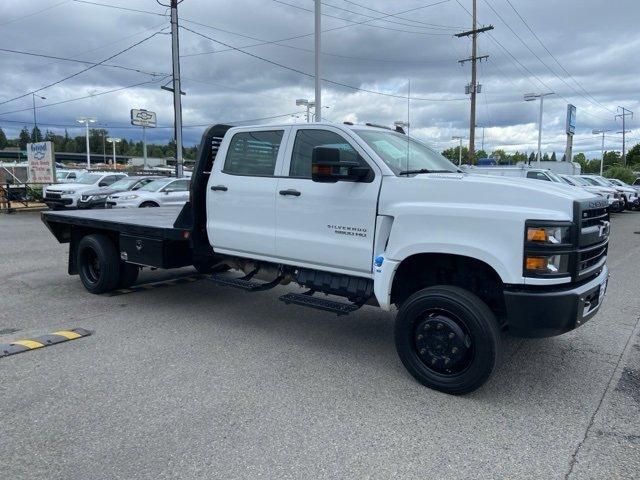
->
[466,165,638,213]
[43,172,191,210]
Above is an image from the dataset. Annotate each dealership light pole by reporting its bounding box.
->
[314,0,322,122]
[77,116,96,169]
[296,99,315,123]
[592,129,610,176]
[31,93,46,142]
[107,137,121,170]
[452,136,464,166]
[524,92,554,166]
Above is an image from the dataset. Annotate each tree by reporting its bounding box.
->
[528,152,535,164]
[550,152,557,161]
[512,151,527,164]
[475,149,488,159]
[625,143,640,167]
[441,146,469,165]
[19,127,31,150]
[30,126,42,143]
[0,127,7,149]
[542,152,550,161]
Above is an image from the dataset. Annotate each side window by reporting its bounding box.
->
[164,179,190,192]
[527,171,549,181]
[99,175,117,186]
[133,179,151,190]
[289,129,360,178]
[223,130,283,176]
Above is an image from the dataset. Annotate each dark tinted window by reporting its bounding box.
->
[290,129,359,178]
[527,171,550,181]
[224,130,283,176]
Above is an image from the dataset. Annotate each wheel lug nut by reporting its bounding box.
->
[424,324,431,330]
[451,347,458,354]
[437,323,443,330]
[448,332,455,339]
[419,348,426,355]
[417,334,423,340]
[444,358,450,365]
[431,358,437,365]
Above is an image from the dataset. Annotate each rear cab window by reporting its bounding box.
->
[223,130,284,176]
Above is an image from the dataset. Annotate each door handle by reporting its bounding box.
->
[211,185,228,192]
[279,189,301,197]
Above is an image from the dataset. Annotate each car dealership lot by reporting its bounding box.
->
[1,212,639,479]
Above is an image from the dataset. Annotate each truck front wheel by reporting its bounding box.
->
[77,234,120,294]
[395,286,501,395]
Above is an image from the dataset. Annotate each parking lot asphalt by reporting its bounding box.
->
[1,211,639,480]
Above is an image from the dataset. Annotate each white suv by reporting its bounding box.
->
[44,172,128,209]
[106,178,190,208]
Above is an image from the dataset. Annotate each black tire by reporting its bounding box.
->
[77,234,120,294]
[140,202,159,208]
[118,263,140,288]
[395,285,501,395]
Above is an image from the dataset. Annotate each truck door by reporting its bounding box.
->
[275,127,381,275]
[207,128,288,257]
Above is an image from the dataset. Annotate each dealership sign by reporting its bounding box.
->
[566,104,576,135]
[130,109,157,128]
[27,141,55,183]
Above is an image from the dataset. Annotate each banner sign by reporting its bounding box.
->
[27,141,56,183]
[131,109,157,128]
[566,104,576,135]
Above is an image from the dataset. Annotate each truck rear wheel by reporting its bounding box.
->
[77,234,120,294]
[395,286,501,395]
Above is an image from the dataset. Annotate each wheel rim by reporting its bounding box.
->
[81,247,101,284]
[413,309,474,375]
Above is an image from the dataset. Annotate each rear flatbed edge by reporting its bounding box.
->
[41,207,188,242]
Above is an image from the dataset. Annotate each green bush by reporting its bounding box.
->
[604,166,636,184]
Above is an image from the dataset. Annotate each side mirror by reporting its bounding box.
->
[311,146,369,183]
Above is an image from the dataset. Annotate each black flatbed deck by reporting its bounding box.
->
[42,207,186,241]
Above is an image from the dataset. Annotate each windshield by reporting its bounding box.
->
[570,176,591,186]
[56,171,69,180]
[355,130,459,175]
[545,171,564,183]
[608,178,623,186]
[75,173,103,184]
[139,178,173,192]
[559,175,575,185]
[108,178,138,190]
[590,176,612,187]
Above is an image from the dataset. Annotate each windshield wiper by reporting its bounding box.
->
[398,169,457,176]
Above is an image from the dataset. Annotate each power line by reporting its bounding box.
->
[340,0,462,29]
[71,0,167,17]
[272,0,453,35]
[482,0,614,117]
[180,17,454,65]
[180,25,467,102]
[0,47,168,77]
[0,29,167,107]
[502,0,615,115]
[0,0,72,27]
[0,77,170,117]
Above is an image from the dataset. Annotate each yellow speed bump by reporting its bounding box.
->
[0,328,91,358]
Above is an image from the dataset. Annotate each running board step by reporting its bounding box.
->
[209,273,283,292]
[279,292,362,316]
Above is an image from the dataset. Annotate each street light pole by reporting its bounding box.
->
[314,0,322,122]
[452,136,464,166]
[592,129,610,176]
[107,137,121,170]
[170,0,184,177]
[524,92,554,166]
[296,99,315,123]
[77,116,96,169]
[31,93,45,142]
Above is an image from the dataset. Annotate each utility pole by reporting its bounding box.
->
[314,0,322,122]
[31,93,45,142]
[170,0,184,177]
[456,1,492,165]
[615,107,633,166]
[107,137,121,170]
[296,99,315,123]
[592,129,610,176]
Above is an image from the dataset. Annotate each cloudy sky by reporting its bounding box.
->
[0,0,638,157]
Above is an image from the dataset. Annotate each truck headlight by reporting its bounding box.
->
[525,254,570,275]
[526,226,570,245]
[61,190,76,195]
